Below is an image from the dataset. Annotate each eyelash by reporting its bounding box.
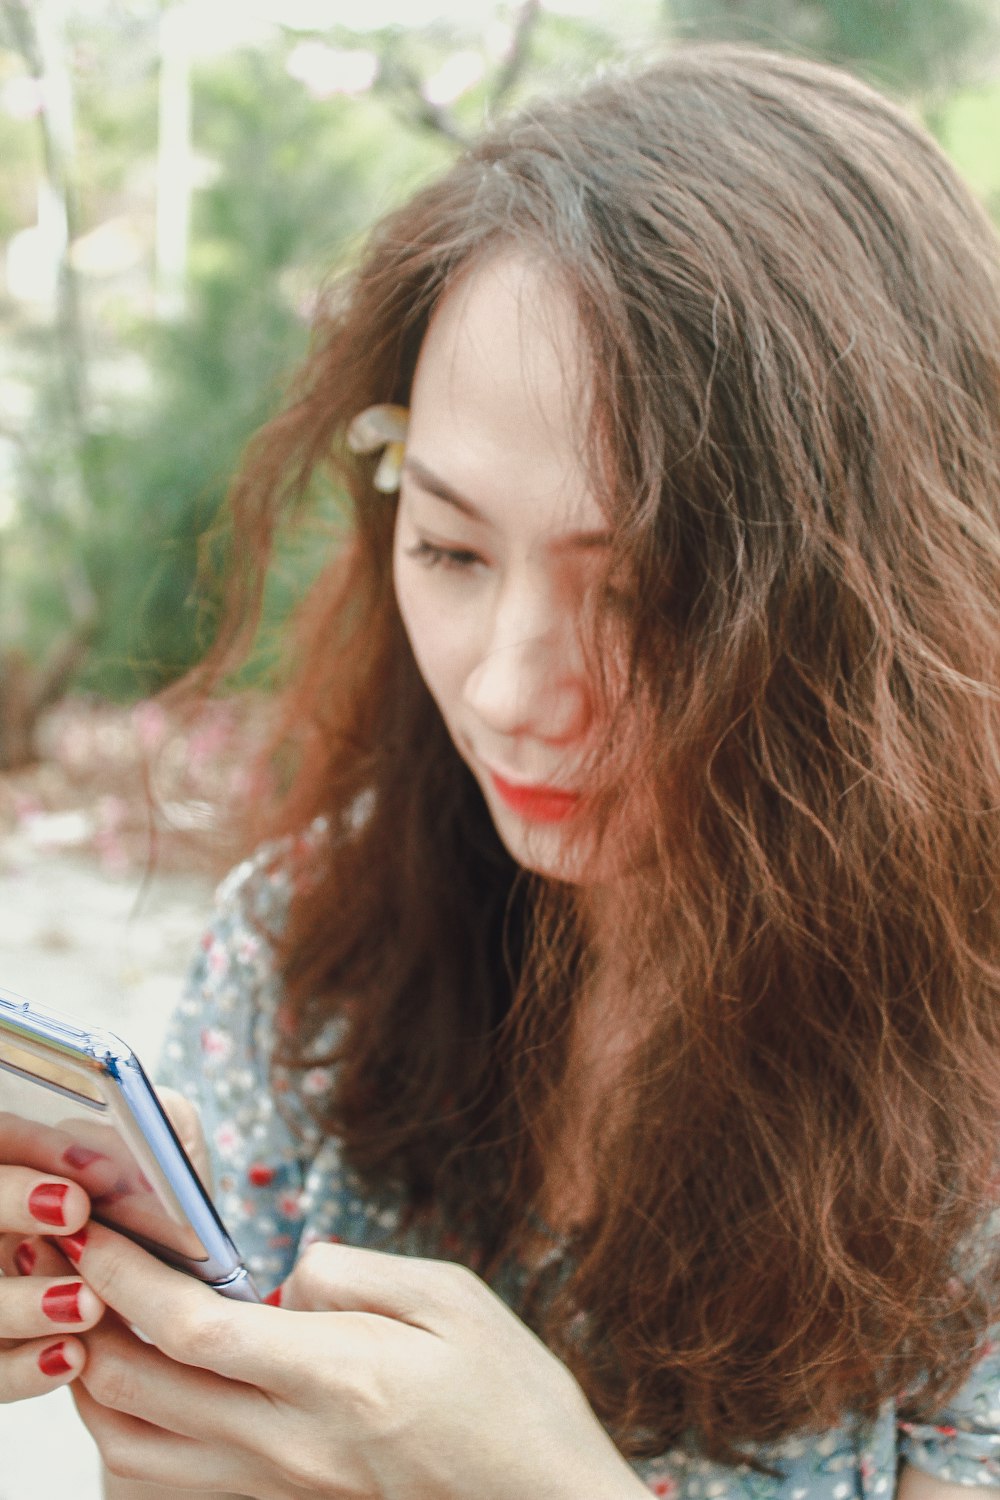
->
[402,537,630,610]
[404,540,483,572]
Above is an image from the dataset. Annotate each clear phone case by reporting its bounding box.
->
[0,986,259,1301]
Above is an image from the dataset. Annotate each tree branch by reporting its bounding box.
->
[2,0,93,474]
[374,51,472,148]
[373,0,544,150]
[488,0,543,113]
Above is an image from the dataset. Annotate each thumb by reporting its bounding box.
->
[281,1240,482,1331]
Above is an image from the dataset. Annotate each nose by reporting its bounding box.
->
[463,579,591,748]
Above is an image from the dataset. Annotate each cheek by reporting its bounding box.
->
[393,562,465,719]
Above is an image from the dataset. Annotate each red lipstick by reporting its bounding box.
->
[489,771,581,824]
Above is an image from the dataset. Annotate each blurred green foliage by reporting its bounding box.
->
[76,48,451,695]
[934,80,1000,220]
[668,0,995,92]
[0,0,997,710]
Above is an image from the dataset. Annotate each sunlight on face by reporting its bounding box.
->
[392,254,613,881]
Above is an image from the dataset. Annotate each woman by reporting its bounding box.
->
[2,43,1000,1500]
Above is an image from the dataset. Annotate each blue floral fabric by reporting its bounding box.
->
[158,845,1000,1498]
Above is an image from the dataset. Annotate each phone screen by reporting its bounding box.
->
[0,1029,208,1261]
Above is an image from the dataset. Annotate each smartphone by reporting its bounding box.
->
[0,986,259,1302]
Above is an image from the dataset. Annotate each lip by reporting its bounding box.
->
[488,770,582,824]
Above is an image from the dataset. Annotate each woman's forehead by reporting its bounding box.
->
[411,254,589,435]
[406,256,603,535]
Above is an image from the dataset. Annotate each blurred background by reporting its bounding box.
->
[0,0,998,1494]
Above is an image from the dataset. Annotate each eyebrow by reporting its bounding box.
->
[402,455,613,550]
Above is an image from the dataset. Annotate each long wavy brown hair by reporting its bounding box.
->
[205,46,1000,1463]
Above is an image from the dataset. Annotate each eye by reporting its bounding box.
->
[404,540,483,572]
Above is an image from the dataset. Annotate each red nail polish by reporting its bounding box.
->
[62,1144,106,1171]
[38,1342,73,1378]
[13,1241,36,1276]
[264,1285,283,1306]
[28,1184,70,1227]
[61,1228,88,1264]
[42,1283,84,1323]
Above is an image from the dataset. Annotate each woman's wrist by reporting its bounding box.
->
[542,1427,655,1500]
[554,1461,651,1500]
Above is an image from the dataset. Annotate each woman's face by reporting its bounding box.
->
[393,254,613,881]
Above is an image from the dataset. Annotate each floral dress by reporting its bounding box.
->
[158,845,1000,1499]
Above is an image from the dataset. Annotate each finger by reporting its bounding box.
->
[282,1239,486,1328]
[73,1381,243,1493]
[79,1314,264,1447]
[0,1112,79,1172]
[70,1219,407,1409]
[0,1165,90,1236]
[0,1112,118,1197]
[0,1334,86,1402]
[52,1117,141,1200]
[64,1220,273,1381]
[0,1274,104,1340]
[0,1233,73,1279]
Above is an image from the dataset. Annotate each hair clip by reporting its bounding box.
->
[346,404,409,493]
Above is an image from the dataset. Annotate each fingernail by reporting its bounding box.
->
[38,1342,73,1377]
[61,1228,88,1264]
[62,1145,107,1171]
[29,1184,70,1227]
[13,1241,36,1276]
[42,1282,84,1324]
[264,1285,283,1306]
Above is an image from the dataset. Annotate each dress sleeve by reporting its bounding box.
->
[897,1338,1000,1488]
[155,845,323,1290]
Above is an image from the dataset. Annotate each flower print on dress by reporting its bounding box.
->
[200,1025,232,1061]
[301,1066,333,1097]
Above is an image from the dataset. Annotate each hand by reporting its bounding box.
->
[71,1225,647,1500]
[0,1113,107,1400]
[0,1085,204,1405]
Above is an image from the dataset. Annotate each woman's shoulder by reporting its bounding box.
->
[157,822,340,1164]
[213,816,333,941]
[159,820,331,1080]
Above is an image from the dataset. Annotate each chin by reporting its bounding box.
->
[487,797,590,884]
[493,794,651,890]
